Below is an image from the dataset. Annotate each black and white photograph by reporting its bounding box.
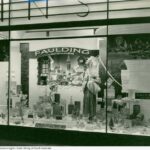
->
[0,0,150,147]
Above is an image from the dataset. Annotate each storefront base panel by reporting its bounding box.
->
[0,125,150,146]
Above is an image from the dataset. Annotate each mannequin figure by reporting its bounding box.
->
[83,53,101,121]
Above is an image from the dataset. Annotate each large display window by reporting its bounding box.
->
[9,37,107,132]
[107,35,150,136]
[2,31,150,137]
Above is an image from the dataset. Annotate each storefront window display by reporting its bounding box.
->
[2,31,150,136]
[107,35,150,136]
[3,31,150,136]
[9,37,107,132]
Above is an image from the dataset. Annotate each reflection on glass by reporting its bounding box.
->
[107,35,150,136]
[0,40,9,125]
[10,37,107,132]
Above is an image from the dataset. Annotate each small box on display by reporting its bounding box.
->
[56,116,62,120]
[28,114,34,118]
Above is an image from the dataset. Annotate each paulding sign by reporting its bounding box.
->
[35,47,90,57]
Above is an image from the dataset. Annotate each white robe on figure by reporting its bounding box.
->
[86,56,99,78]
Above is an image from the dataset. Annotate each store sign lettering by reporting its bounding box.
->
[35,47,90,56]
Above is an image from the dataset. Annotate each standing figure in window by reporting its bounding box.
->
[83,52,101,122]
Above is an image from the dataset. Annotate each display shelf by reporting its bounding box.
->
[9,115,106,133]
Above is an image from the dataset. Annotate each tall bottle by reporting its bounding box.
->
[66,55,71,71]
[68,96,74,115]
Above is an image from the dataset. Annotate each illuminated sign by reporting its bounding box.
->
[35,47,90,57]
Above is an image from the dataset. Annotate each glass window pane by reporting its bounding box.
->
[109,0,150,19]
[109,23,150,35]
[9,0,107,26]
[0,2,9,26]
[0,38,9,125]
[107,34,150,136]
[10,36,107,133]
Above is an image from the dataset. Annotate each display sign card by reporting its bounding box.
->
[135,93,150,99]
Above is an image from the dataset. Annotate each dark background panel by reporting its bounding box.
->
[0,125,150,146]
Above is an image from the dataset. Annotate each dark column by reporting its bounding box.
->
[1,0,4,22]
[20,43,29,106]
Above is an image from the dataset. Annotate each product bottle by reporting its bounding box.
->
[68,96,74,115]
[66,55,71,71]
[109,117,114,130]
[74,101,81,117]
[53,102,63,119]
